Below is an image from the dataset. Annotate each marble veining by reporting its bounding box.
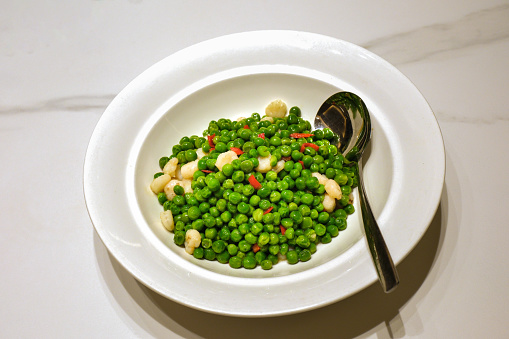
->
[0,94,114,115]
[364,4,509,65]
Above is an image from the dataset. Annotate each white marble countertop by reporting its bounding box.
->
[2,1,508,338]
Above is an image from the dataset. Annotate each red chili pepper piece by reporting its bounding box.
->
[201,170,213,173]
[279,225,286,235]
[248,174,262,190]
[243,125,250,129]
[258,133,265,139]
[300,143,319,152]
[252,244,261,253]
[207,133,216,149]
[298,160,305,168]
[230,147,244,155]
[263,206,273,215]
[290,133,314,138]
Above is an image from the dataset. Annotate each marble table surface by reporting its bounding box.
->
[1,1,508,338]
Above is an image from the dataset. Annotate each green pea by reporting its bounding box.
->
[298,249,311,262]
[253,208,263,222]
[300,193,314,206]
[201,238,212,248]
[172,195,185,206]
[293,177,305,191]
[202,143,211,153]
[212,240,226,254]
[341,185,352,195]
[277,180,289,192]
[257,199,269,210]
[239,128,252,140]
[205,228,218,239]
[279,243,289,255]
[262,213,274,225]
[344,204,355,215]
[206,178,220,192]
[318,211,330,223]
[257,186,271,198]
[251,223,264,235]
[289,168,300,180]
[290,210,303,224]
[235,213,248,225]
[245,232,257,245]
[291,150,303,161]
[243,256,257,269]
[238,240,251,252]
[231,159,241,170]
[269,233,279,245]
[231,229,243,242]
[289,106,301,117]
[268,190,280,203]
[306,177,319,190]
[260,259,273,270]
[157,192,167,205]
[321,233,332,244]
[333,209,347,219]
[184,149,197,162]
[173,231,185,246]
[176,152,186,164]
[294,234,309,248]
[301,216,313,229]
[284,226,295,239]
[232,170,245,183]
[233,182,244,193]
[266,181,277,191]
[253,137,265,147]
[304,229,317,242]
[269,136,282,146]
[280,145,292,157]
[258,232,270,246]
[214,142,227,153]
[172,144,183,155]
[314,223,326,236]
[286,250,298,264]
[193,247,204,259]
[222,163,234,177]
[159,156,169,169]
[192,219,204,231]
[219,227,230,241]
[249,195,261,206]
[215,250,230,264]
[257,145,269,157]
[204,248,216,260]
[287,114,299,125]
[228,192,242,204]
[229,256,242,268]
[201,158,213,169]
[327,224,339,237]
[240,160,254,173]
[237,202,250,214]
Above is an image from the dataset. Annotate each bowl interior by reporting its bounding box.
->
[131,72,394,278]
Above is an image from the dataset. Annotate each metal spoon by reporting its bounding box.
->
[314,91,399,293]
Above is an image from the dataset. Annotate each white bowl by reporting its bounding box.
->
[84,31,445,316]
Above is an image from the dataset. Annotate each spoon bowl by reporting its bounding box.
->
[314,91,399,293]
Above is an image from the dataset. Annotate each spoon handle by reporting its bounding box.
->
[356,161,399,293]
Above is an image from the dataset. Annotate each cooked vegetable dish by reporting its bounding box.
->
[150,100,357,270]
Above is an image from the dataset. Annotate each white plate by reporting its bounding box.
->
[84,31,445,316]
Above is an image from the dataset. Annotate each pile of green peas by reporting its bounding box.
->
[154,106,358,270]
